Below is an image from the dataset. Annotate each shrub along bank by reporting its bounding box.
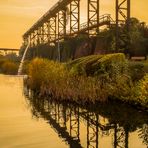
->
[0,59,18,75]
[26,53,148,109]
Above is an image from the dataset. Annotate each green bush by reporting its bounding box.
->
[129,62,145,82]
[1,61,18,75]
[28,58,50,90]
[133,74,148,107]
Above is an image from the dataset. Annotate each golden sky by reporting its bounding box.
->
[0,0,148,49]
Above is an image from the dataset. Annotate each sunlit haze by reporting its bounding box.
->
[0,0,148,49]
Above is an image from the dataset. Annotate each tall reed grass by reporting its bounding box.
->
[27,53,138,104]
[0,59,18,75]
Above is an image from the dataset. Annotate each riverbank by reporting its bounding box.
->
[25,53,148,110]
[0,75,146,148]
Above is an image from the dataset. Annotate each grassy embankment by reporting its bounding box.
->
[26,53,148,109]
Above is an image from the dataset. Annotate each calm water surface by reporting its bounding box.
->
[0,75,148,148]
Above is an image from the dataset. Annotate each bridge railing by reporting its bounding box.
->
[59,14,114,37]
[80,14,113,30]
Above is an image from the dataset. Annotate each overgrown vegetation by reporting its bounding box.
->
[0,53,19,75]
[26,53,148,108]
[132,74,148,107]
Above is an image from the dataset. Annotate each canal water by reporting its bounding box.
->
[0,75,148,148]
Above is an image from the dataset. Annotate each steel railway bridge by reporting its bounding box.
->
[23,0,130,51]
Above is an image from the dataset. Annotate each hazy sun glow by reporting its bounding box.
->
[0,0,147,49]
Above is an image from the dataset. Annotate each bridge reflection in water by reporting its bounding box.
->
[24,88,148,148]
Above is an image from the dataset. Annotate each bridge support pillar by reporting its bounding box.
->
[42,22,49,44]
[116,0,130,52]
[70,0,80,35]
[30,33,34,48]
[48,16,57,45]
[88,0,100,36]
[23,36,29,47]
[37,27,41,45]
[33,30,37,47]
[58,9,67,40]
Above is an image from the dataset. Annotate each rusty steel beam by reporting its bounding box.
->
[30,32,34,47]
[88,0,99,36]
[70,0,80,34]
[22,0,131,52]
[23,0,73,38]
[36,27,41,45]
[116,0,130,51]
[58,9,67,39]
[42,22,49,44]
[43,14,111,45]
[48,16,57,45]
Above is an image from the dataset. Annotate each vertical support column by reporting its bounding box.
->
[88,0,100,36]
[41,26,44,44]
[115,0,130,52]
[43,22,48,44]
[34,30,37,46]
[127,0,130,31]
[30,33,33,48]
[23,36,29,47]
[70,0,80,35]
[58,9,67,40]
[33,30,37,47]
[29,34,31,48]
[49,16,57,45]
[36,27,40,45]
[37,27,41,45]
[47,21,50,43]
